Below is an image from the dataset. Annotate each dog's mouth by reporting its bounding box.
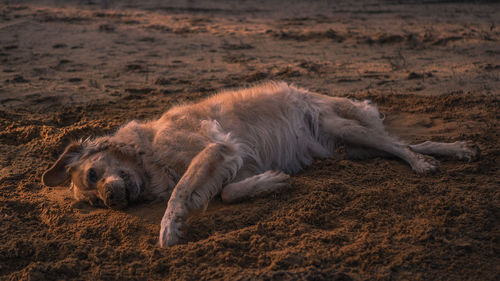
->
[125,188,131,202]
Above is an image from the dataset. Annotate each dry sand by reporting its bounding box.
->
[0,0,499,280]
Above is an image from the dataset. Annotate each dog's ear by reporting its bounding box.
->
[42,142,83,187]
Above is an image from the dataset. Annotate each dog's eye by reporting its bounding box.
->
[88,168,98,183]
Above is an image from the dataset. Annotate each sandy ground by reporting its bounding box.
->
[0,0,499,280]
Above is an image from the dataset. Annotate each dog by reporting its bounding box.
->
[42,81,480,247]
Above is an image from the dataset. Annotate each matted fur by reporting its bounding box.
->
[42,81,480,247]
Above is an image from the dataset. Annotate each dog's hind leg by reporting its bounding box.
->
[221,171,289,203]
[409,141,480,162]
[321,116,439,174]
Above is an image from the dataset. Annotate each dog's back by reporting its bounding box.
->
[155,82,338,174]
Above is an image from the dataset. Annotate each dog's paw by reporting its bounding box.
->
[260,170,290,186]
[412,154,440,175]
[159,216,184,247]
[453,141,480,162]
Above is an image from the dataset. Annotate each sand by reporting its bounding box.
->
[0,0,499,280]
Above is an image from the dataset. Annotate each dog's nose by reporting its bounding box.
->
[102,184,127,209]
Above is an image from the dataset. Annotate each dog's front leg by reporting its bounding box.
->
[159,142,242,247]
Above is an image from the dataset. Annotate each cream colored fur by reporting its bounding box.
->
[42,81,480,247]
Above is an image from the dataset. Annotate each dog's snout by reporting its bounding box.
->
[100,182,127,209]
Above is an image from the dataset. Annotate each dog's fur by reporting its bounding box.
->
[42,82,479,247]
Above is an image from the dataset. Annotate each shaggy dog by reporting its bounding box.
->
[42,82,479,247]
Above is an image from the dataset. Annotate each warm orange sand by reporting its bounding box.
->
[0,1,498,280]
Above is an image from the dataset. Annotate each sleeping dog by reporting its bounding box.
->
[42,82,479,247]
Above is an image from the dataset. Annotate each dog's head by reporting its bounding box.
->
[42,139,145,209]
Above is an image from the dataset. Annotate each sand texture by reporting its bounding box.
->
[0,1,499,280]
